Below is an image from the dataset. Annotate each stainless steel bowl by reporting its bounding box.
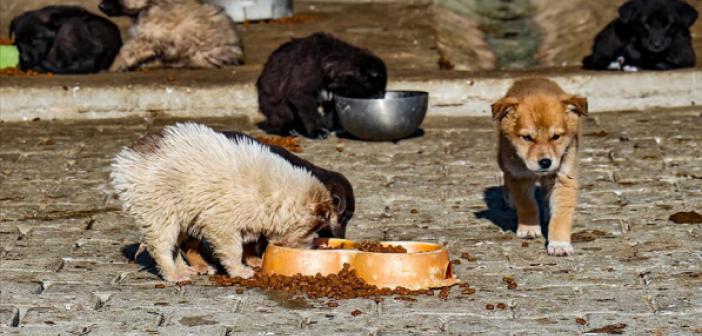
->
[334,91,428,141]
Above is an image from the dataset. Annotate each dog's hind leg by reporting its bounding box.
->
[288,94,329,139]
[109,37,160,72]
[258,94,298,135]
[189,45,244,67]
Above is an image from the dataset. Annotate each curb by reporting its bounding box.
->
[0,69,699,122]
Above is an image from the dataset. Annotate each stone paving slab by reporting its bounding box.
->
[1,109,701,335]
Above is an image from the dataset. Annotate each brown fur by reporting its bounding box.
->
[105,0,243,71]
[491,78,588,256]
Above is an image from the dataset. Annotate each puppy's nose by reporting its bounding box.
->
[538,158,552,169]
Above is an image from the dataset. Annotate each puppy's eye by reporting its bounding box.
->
[551,134,562,141]
[521,135,534,142]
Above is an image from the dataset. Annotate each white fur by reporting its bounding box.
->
[111,123,331,281]
[516,224,543,239]
[547,240,574,256]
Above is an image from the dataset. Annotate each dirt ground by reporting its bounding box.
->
[1,109,701,334]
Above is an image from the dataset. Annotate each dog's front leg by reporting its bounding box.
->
[546,174,578,256]
[110,38,159,72]
[289,93,329,139]
[505,174,542,239]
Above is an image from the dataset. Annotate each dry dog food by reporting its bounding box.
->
[460,252,478,261]
[503,276,518,290]
[357,242,407,253]
[255,135,303,153]
[211,263,443,300]
[315,241,408,253]
[0,67,47,77]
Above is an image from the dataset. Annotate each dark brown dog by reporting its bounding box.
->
[582,0,697,70]
[257,32,387,139]
[10,6,122,74]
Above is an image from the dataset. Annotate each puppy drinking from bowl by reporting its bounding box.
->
[257,32,387,139]
[491,78,588,256]
[111,123,337,281]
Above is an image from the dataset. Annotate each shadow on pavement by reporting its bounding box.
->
[474,185,550,237]
[121,243,159,277]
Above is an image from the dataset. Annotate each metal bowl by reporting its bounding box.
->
[334,91,428,141]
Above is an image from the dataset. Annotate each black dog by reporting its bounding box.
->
[256,32,387,138]
[10,6,122,74]
[583,0,698,71]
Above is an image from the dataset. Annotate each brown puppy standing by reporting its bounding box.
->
[491,78,587,256]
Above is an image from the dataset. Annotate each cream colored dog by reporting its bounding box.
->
[491,78,588,256]
[101,0,243,71]
[111,123,336,281]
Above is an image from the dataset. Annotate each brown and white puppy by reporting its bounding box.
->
[111,123,336,281]
[99,0,243,71]
[491,78,588,256]
[180,130,355,273]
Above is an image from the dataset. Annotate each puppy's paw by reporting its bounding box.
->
[547,241,574,256]
[245,256,263,268]
[227,266,255,279]
[310,128,330,139]
[108,58,129,72]
[516,224,542,239]
[191,263,217,275]
[607,61,622,70]
[162,272,192,283]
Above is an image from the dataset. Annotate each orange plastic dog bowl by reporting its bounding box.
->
[261,238,459,290]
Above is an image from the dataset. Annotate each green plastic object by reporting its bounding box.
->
[0,45,20,69]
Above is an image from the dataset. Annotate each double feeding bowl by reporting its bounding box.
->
[261,238,459,290]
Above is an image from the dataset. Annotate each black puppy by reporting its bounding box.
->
[10,6,122,74]
[256,32,387,138]
[583,0,698,71]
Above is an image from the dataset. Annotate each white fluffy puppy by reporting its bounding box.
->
[111,123,336,282]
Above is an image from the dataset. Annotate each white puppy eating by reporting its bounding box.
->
[111,123,336,282]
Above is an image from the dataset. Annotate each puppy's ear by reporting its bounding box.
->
[676,1,698,27]
[332,192,346,216]
[562,95,588,116]
[618,0,640,24]
[314,202,332,226]
[491,97,518,120]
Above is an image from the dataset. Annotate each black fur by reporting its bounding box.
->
[9,6,122,74]
[98,0,139,18]
[256,32,387,139]
[583,0,698,70]
[222,131,355,238]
